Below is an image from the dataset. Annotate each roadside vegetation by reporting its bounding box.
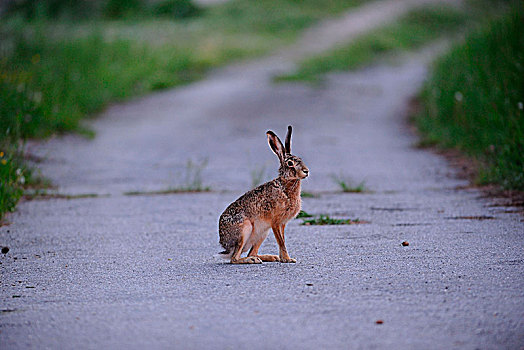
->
[0,0,370,221]
[416,3,523,190]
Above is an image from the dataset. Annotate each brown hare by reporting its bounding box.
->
[219,126,309,264]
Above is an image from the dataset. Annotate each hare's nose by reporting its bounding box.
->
[303,169,309,175]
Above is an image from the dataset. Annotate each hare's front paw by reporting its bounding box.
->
[280,257,297,263]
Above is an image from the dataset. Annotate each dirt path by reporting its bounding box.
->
[2,0,523,349]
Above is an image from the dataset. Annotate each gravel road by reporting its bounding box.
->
[1,0,523,349]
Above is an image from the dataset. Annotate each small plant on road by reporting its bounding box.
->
[331,173,367,193]
[301,214,365,225]
[296,210,313,218]
[250,163,270,189]
[124,187,209,196]
[301,191,317,198]
[182,158,210,192]
[123,158,210,196]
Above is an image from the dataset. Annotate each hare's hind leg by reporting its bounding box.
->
[248,237,280,262]
[231,220,262,264]
[250,253,280,262]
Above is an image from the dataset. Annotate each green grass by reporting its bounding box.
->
[301,214,365,226]
[0,0,370,220]
[416,4,524,190]
[275,4,469,83]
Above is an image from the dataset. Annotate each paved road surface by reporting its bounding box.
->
[1,0,523,349]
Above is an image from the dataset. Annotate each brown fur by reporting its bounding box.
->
[218,126,309,264]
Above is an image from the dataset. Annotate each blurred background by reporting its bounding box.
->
[0,0,522,220]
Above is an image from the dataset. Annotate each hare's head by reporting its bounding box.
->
[267,126,309,181]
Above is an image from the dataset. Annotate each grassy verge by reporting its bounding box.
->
[416,4,524,190]
[274,4,470,83]
[0,148,49,220]
[0,151,25,219]
[0,0,369,221]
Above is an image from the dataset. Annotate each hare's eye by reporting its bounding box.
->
[287,160,293,166]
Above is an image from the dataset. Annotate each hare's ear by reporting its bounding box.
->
[285,125,292,154]
[267,130,285,163]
